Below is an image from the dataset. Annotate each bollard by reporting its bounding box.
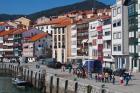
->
[64,80,68,93]
[31,70,33,84]
[56,78,59,93]
[74,82,78,93]
[101,84,105,93]
[50,76,53,93]
[35,72,37,87]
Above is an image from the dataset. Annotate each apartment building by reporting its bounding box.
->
[0,29,17,62]
[124,0,140,72]
[52,18,71,63]
[35,23,54,34]
[76,19,89,58]
[12,29,27,57]
[111,0,129,69]
[88,18,103,62]
[22,33,52,62]
[102,17,115,69]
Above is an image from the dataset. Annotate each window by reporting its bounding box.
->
[104,31,110,36]
[38,45,41,47]
[58,42,61,48]
[113,33,117,39]
[113,32,121,39]
[58,35,61,41]
[134,61,137,67]
[113,22,116,27]
[118,45,121,51]
[117,20,121,26]
[62,35,65,40]
[113,45,117,51]
[113,8,116,17]
[62,28,65,34]
[118,32,121,39]
[117,7,121,14]
[58,28,61,34]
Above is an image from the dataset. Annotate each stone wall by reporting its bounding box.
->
[45,73,123,93]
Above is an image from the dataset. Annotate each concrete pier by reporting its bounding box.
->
[0,63,45,91]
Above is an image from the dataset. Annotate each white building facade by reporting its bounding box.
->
[111,0,129,69]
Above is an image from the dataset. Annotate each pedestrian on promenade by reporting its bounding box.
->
[68,65,72,73]
[120,76,124,85]
[102,73,105,82]
[105,72,109,83]
[125,76,130,86]
[61,64,65,72]
[95,74,98,82]
[112,75,115,85]
[109,74,112,82]
[72,63,77,75]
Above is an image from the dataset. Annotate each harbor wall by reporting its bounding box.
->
[0,63,45,90]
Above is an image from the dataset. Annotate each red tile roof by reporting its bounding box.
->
[53,18,72,27]
[28,33,48,42]
[35,17,72,26]
[0,22,7,26]
[0,29,17,36]
[12,29,27,35]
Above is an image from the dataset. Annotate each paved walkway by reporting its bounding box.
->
[9,63,140,93]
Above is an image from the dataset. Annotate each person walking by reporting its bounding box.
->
[105,72,109,83]
[125,76,130,86]
[112,75,115,85]
[109,74,112,83]
[95,74,98,82]
[120,76,124,85]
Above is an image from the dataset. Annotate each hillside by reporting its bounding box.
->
[0,0,109,21]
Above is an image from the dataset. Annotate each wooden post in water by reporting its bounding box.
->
[31,70,33,84]
[35,72,37,88]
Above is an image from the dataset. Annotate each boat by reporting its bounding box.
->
[12,75,32,88]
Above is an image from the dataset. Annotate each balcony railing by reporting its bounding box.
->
[3,43,13,46]
[3,49,13,51]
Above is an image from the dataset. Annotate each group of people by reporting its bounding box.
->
[61,63,132,86]
[95,73,115,84]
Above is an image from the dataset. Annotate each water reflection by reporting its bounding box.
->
[0,76,41,93]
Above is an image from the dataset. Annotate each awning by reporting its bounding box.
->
[82,39,88,43]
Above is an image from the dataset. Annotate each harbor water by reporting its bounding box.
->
[0,76,41,93]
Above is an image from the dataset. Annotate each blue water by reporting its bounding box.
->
[0,76,41,93]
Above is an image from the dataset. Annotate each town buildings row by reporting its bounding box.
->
[0,0,140,72]
[0,20,52,63]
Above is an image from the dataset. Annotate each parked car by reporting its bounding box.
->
[103,67,113,75]
[113,68,126,76]
[47,61,62,69]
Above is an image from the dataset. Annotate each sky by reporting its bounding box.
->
[0,0,115,15]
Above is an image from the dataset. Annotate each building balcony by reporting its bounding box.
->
[103,57,114,62]
[3,49,13,51]
[3,43,13,46]
[0,49,3,51]
[103,48,111,52]
[4,54,14,57]
[8,38,14,40]
[103,35,111,40]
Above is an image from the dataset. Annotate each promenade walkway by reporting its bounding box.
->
[7,63,140,93]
